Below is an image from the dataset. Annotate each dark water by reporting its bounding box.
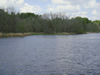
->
[0,33,100,75]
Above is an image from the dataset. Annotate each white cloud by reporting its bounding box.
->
[92,10,97,15]
[0,0,24,8]
[16,0,24,6]
[0,0,42,14]
[51,0,71,5]
[91,10,100,20]
[0,0,100,20]
[46,0,100,20]
[72,11,88,18]
[47,4,80,12]
[85,0,100,9]
[20,3,41,13]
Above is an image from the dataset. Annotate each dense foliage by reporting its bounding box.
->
[0,8,100,34]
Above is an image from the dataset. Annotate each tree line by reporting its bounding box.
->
[0,8,100,34]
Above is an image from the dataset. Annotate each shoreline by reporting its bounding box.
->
[0,32,98,37]
[0,33,33,37]
[0,32,76,37]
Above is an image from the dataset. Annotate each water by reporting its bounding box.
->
[0,33,100,75]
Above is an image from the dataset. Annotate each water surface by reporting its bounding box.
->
[0,33,100,75]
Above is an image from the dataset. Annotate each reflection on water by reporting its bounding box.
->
[0,33,100,75]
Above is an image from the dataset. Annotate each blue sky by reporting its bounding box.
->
[0,0,100,20]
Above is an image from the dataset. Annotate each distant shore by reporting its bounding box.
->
[0,33,32,37]
[0,32,99,37]
[0,32,77,37]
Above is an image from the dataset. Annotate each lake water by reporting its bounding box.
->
[0,33,100,75]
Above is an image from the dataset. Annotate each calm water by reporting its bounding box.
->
[0,33,100,75]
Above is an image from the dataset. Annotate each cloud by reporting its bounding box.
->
[91,10,100,20]
[85,0,100,9]
[20,3,41,13]
[0,0,24,8]
[0,0,42,14]
[51,0,71,5]
[45,0,100,20]
[92,10,97,15]
[47,5,80,13]
[0,0,100,20]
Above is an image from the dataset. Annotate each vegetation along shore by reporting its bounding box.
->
[0,8,100,37]
[0,32,76,37]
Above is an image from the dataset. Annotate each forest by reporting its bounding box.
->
[0,8,100,34]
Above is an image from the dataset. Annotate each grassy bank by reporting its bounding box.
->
[0,32,77,37]
[0,33,33,37]
[32,32,76,35]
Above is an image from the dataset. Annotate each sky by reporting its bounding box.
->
[0,0,100,20]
